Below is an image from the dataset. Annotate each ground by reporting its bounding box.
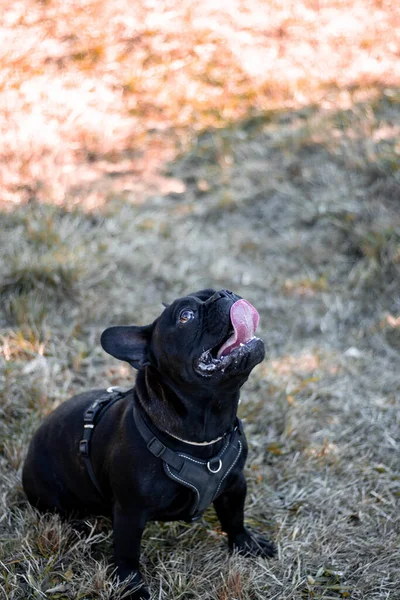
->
[0,2,400,599]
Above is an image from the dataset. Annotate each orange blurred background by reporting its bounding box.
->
[1,0,399,209]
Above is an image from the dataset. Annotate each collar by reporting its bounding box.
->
[133,399,239,457]
[135,398,232,448]
[164,430,224,446]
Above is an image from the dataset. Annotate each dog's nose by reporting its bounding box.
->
[205,290,235,304]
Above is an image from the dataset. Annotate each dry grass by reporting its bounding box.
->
[1,98,399,597]
[1,1,400,599]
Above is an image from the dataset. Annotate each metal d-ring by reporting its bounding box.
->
[207,459,222,474]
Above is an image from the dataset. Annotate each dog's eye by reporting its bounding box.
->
[179,309,195,324]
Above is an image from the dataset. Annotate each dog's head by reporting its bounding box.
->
[101,289,265,387]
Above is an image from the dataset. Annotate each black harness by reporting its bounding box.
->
[79,388,244,519]
[79,387,129,498]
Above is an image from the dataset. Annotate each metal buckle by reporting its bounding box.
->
[207,459,222,474]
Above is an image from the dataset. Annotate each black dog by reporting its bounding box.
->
[23,289,274,599]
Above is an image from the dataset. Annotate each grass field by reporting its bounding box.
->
[1,1,400,599]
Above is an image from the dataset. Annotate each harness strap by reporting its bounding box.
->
[133,402,244,520]
[79,387,128,498]
[79,388,244,521]
[133,403,186,473]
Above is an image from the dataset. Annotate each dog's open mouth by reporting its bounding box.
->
[195,299,263,376]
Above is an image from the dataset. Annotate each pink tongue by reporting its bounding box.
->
[217,299,259,358]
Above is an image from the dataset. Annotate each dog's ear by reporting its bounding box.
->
[100,325,152,369]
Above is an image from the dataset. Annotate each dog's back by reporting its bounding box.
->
[22,390,108,517]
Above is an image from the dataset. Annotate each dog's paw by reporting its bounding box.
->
[118,583,150,600]
[116,572,150,600]
[126,588,150,600]
[230,528,276,559]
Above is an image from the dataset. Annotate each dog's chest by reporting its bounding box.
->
[133,403,246,521]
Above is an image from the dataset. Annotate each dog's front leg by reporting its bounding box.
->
[213,472,275,559]
[113,504,150,600]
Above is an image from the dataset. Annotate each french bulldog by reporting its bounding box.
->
[23,289,274,599]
